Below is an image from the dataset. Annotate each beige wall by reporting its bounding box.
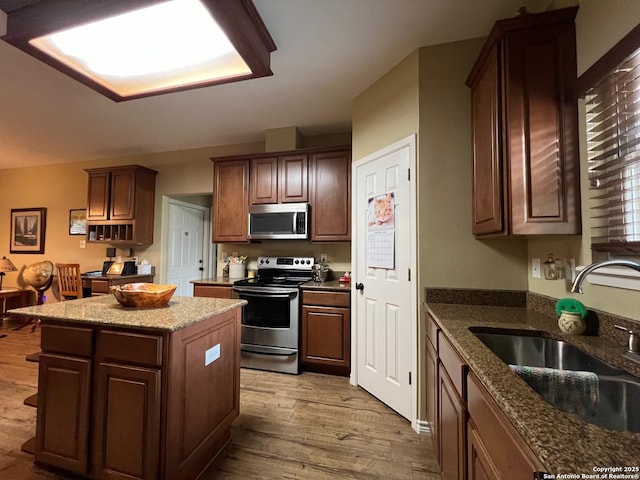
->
[0,141,262,294]
[351,38,530,423]
[352,50,420,161]
[527,0,640,321]
[418,39,529,291]
[0,134,353,296]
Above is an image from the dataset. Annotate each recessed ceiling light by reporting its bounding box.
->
[1,0,276,101]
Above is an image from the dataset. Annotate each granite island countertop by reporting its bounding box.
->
[9,295,247,332]
[427,302,640,473]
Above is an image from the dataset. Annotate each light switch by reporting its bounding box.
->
[532,258,541,279]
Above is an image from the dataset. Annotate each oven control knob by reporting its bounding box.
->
[295,260,299,264]
[265,259,270,264]
[306,260,311,264]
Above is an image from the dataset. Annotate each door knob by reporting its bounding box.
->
[355,282,364,291]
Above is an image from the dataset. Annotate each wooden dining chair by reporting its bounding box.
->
[55,263,83,301]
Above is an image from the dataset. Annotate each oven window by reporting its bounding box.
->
[239,293,291,328]
[250,213,294,234]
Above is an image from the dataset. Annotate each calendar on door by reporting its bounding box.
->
[366,192,395,269]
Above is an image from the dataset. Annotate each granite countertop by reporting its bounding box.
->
[81,273,155,280]
[9,295,246,332]
[190,276,240,286]
[427,302,640,473]
[193,278,352,291]
[301,280,351,291]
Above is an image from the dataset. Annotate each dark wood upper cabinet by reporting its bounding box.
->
[250,157,279,204]
[212,159,250,243]
[85,165,158,246]
[278,154,308,203]
[211,145,350,243]
[86,170,111,221]
[310,150,351,241]
[249,154,308,204]
[466,7,581,236]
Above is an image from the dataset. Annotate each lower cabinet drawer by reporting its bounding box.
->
[302,290,350,308]
[193,285,233,298]
[90,280,110,294]
[97,330,163,367]
[426,313,439,350]
[438,333,466,398]
[41,324,94,357]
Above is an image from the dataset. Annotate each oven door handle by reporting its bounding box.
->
[241,345,297,356]
[233,287,298,297]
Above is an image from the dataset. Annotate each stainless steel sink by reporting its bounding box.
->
[591,378,640,433]
[472,330,623,376]
[471,329,640,433]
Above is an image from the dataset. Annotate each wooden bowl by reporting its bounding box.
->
[110,283,176,308]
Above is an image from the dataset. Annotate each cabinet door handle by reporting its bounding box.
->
[355,282,364,291]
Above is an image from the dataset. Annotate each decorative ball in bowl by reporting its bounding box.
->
[110,283,177,308]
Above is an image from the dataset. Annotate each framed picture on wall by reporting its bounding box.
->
[10,207,47,254]
[69,209,87,235]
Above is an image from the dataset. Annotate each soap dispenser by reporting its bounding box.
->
[543,254,557,280]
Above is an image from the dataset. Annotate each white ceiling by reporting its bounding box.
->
[0,0,521,170]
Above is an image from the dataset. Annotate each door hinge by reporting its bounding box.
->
[409,371,412,385]
[408,268,411,281]
[408,168,411,181]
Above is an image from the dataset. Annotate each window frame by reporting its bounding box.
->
[578,23,640,254]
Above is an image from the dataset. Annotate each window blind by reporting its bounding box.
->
[586,47,640,252]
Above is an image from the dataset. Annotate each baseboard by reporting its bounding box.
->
[415,419,432,436]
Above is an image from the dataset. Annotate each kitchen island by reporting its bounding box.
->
[10,295,246,480]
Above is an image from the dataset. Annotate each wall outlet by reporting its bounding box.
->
[532,258,541,279]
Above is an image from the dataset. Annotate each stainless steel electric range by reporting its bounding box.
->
[232,256,314,374]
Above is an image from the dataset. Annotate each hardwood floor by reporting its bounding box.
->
[0,318,441,479]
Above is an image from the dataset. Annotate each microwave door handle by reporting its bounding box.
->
[293,212,297,234]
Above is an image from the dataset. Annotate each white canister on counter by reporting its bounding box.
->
[229,263,246,278]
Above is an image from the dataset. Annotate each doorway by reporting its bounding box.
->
[351,135,418,429]
[165,198,213,296]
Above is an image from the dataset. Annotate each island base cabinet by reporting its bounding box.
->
[32,303,242,480]
[92,364,161,480]
[36,354,91,476]
[164,308,241,480]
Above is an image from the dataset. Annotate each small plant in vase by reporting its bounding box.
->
[225,255,248,278]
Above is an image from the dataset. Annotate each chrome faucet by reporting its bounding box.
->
[570,259,640,361]
[570,259,640,294]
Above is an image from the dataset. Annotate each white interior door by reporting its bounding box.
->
[167,201,207,296]
[352,135,417,424]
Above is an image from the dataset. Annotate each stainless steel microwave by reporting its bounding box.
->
[248,203,309,240]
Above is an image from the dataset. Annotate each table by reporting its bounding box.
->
[0,288,35,318]
[81,273,155,295]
